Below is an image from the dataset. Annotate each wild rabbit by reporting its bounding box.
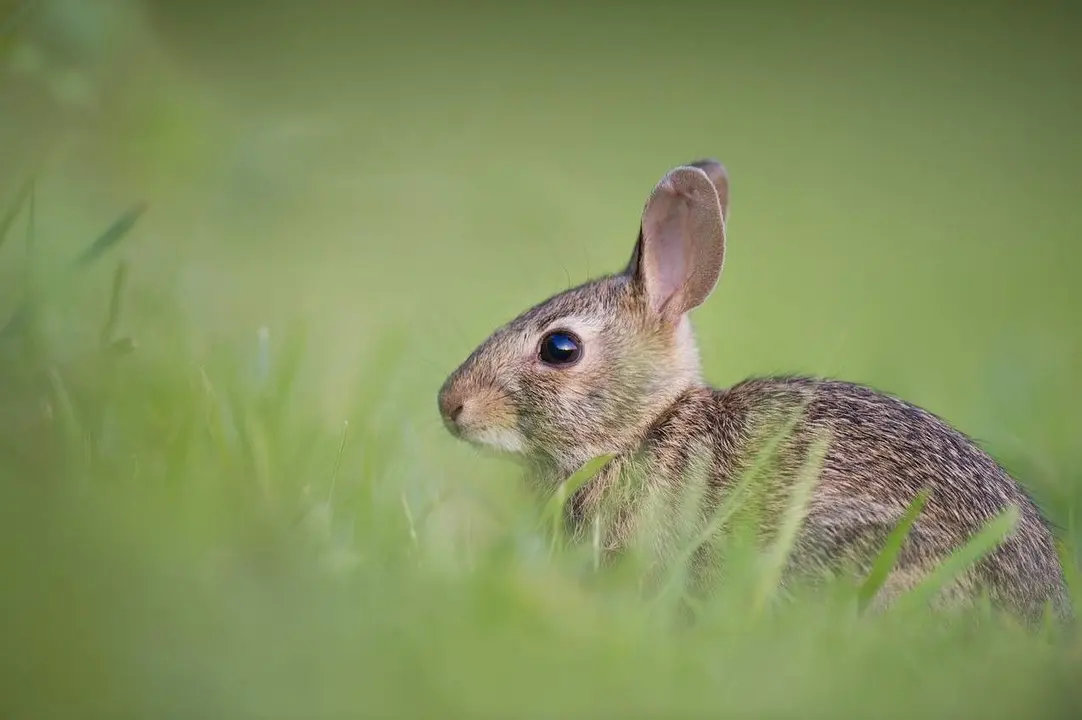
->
[437,159,1071,623]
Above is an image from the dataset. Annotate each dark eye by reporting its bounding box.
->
[538,331,582,366]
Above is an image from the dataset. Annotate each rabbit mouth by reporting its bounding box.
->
[458,425,527,455]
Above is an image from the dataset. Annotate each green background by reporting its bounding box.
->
[2,1,1081,716]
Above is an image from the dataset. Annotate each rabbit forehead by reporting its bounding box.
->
[506,275,638,336]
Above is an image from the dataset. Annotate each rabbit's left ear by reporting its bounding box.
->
[625,160,728,321]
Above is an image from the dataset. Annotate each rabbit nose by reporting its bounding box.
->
[446,402,464,423]
[438,386,465,428]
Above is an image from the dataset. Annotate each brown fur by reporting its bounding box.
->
[438,159,1071,624]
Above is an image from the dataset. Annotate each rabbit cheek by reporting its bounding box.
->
[509,373,570,447]
[450,386,524,453]
[514,368,611,460]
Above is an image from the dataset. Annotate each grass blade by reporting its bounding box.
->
[654,400,813,607]
[47,365,87,482]
[262,323,308,410]
[752,429,831,613]
[328,420,350,505]
[350,325,410,430]
[0,177,33,254]
[25,176,36,253]
[1054,538,1081,621]
[895,503,1021,615]
[3,199,145,343]
[654,451,758,605]
[541,454,614,547]
[99,261,129,346]
[72,202,148,268]
[857,488,931,613]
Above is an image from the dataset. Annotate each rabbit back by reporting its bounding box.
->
[569,375,1071,623]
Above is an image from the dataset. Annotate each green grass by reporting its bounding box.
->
[1,177,1079,719]
[3,1,1082,717]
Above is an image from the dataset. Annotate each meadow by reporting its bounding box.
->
[2,1,1081,717]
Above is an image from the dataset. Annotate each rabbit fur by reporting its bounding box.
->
[437,159,1071,624]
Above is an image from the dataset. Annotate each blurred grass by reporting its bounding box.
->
[2,0,1082,716]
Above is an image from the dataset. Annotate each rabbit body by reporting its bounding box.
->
[569,373,1069,622]
[438,159,1071,622]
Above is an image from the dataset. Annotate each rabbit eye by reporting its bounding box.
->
[538,331,582,366]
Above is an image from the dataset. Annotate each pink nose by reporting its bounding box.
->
[445,400,463,422]
[437,383,465,429]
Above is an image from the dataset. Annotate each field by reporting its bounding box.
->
[2,1,1082,717]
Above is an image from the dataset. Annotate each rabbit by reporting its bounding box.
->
[437,158,1072,624]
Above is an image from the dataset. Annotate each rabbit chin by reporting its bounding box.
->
[462,425,527,455]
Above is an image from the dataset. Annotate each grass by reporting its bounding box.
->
[1,184,1080,719]
[4,1,1082,717]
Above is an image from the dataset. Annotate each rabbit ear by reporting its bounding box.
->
[626,160,728,320]
[687,158,729,219]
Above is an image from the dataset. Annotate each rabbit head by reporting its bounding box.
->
[438,160,729,478]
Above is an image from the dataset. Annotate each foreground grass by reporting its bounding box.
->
[1,194,1081,719]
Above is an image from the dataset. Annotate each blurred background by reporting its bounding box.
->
[2,0,1081,716]
[5,0,1080,424]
